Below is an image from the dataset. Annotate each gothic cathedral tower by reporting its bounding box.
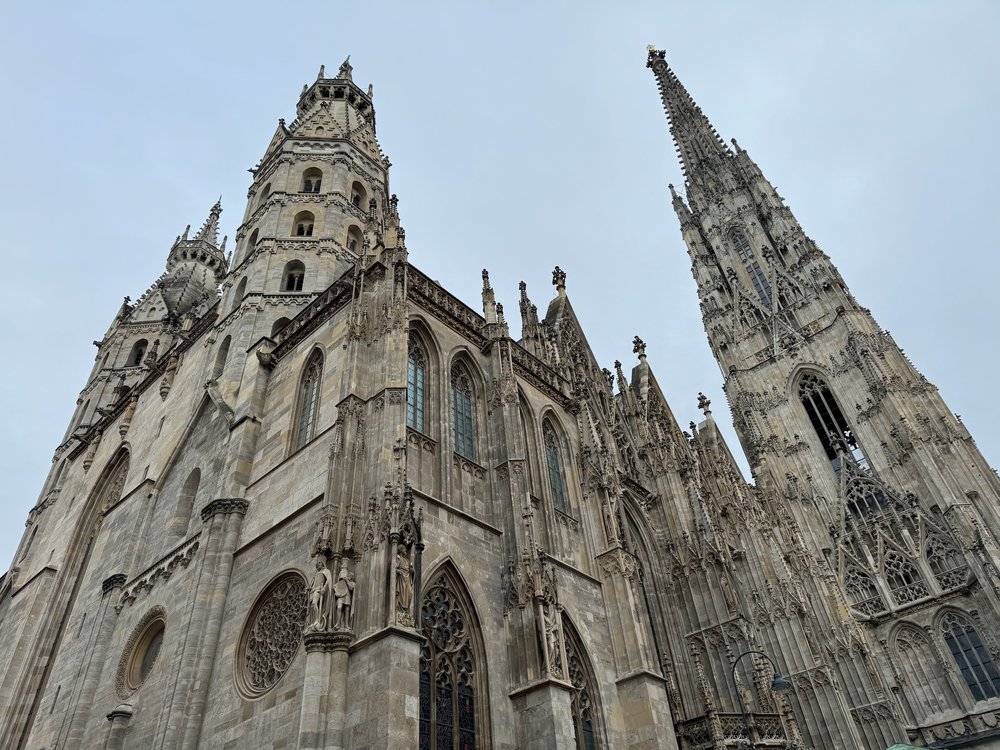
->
[650,47,1000,748]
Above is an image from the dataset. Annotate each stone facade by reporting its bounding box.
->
[2,51,1000,749]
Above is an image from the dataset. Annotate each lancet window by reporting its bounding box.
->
[292,350,323,450]
[893,626,952,719]
[729,229,772,309]
[798,372,869,474]
[564,619,601,750]
[543,420,568,514]
[451,363,476,460]
[407,333,427,433]
[418,569,485,750]
[941,612,1000,702]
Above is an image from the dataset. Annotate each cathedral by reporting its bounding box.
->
[2,48,1000,750]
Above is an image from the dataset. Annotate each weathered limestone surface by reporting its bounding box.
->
[2,51,1000,750]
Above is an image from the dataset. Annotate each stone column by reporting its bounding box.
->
[63,573,127,749]
[103,703,132,750]
[171,498,248,750]
[298,631,352,750]
[510,679,577,750]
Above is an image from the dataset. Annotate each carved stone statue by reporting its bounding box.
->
[333,562,355,629]
[541,602,564,678]
[305,558,333,632]
[395,544,413,625]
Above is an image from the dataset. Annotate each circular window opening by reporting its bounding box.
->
[235,571,308,699]
[116,607,166,698]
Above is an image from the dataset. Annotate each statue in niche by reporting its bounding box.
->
[395,544,414,625]
[306,558,333,632]
[333,561,356,629]
[602,498,621,546]
[720,573,738,615]
[541,602,564,678]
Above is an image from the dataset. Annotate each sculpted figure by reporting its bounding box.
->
[395,544,413,623]
[306,558,333,632]
[333,562,355,629]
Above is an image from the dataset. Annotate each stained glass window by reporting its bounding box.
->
[294,350,323,450]
[408,334,427,433]
[544,420,568,514]
[451,364,476,460]
[565,619,602,749]
[942,612,1000,702]
[419,571,481,750]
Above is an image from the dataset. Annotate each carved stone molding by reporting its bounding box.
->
[200,497,250,522]
[117,536,200,611]
[303,630,353,653]
[103,573,127,595]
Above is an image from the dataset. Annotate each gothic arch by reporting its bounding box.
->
[888,622,954,721]
[517,391,539,496]
[446,349,487,462]
[539,410,575,517]
[418,560,492,749]
[407,319,441,437]
[934,607,1000,703]
[561,613,607,749]
[290,347,325,452]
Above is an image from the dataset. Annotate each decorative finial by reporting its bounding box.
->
[697,392,712,416]
[552,266,566,291]
[633,336,647,358]
[338,56,353,81]
[318,64,326,79]
[367,83,374,97]
[482,269,491,290]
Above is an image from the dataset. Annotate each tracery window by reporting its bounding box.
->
[941,612,1000,702]
[451,363,476,460]
[544,420,569,514]
[407,333,427,433]
[293,350,323,450]
[894,626,952,719]
[564,620,601,750]
[882,552,929,605]
[844,564,886,617]
[236,573,308,698]
[926,533,969,590]
[419,571,483,750]
[729,229,772,309]
[798,372,869,474]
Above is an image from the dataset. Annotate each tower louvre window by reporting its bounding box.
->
[450,363,476,460]
[346,225,363,252]
[292,350,323,450]
[293,211,315,237]
[282,260,305,292]
[942,612,1000,701]
[544,419,569,514]
[729,229,772,309]
[407,333,427,433]
[350,181,368,209]
[127,339,148,367]
[797,372,868,474]
[301,168,322,194]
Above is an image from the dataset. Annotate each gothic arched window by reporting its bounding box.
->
[894,626,953,720]
[419,568,487,750]
[564,618,602,750]
[212,336,231,380]
[346,225,363,252]
[407,333,427,433]
[282,260,305,292]
[451,363,476,460]
[798,372,868,474]
[544,419,569,514]
[941,611,1000,702]
[844,564,886,617]
[926,533,968,590]
[729,229,772,309]
[350,180,368,208]
[292,350,323,450]
[883,552,928,606]
[232,277,248,313]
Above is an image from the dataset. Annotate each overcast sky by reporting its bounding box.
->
[2,1,998,570]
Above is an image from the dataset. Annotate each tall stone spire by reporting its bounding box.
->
[646,46,732,181]
[194,197,222,244]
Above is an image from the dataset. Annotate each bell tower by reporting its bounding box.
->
[225,58,391,345]
[650,46,1000,745]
